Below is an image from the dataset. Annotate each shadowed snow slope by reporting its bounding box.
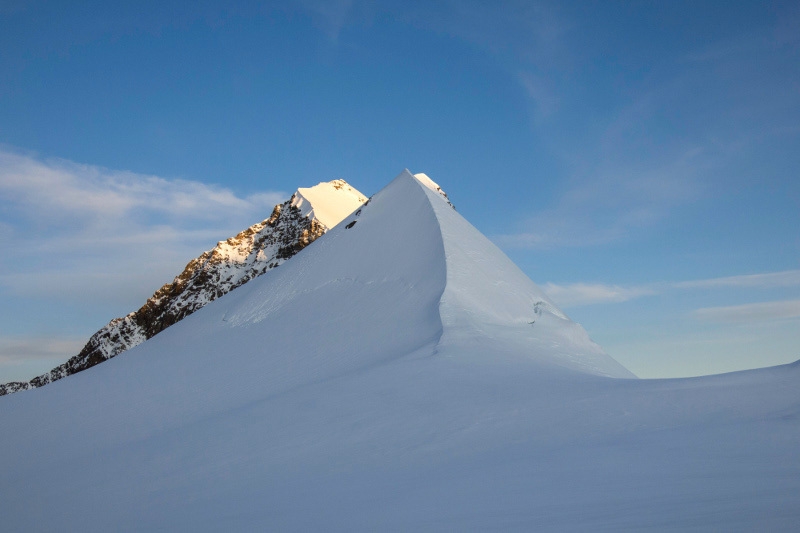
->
[1,171,799,531]
[416,174,634,378]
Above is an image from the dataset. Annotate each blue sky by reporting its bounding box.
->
[1,0,798,381]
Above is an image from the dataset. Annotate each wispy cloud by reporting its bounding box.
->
[0,337,86,365]
[495,148,707,249]
[292,0,355,42]
[0,336,88,383]
[0,148,287,304]
[0,149,283,222]
[544,270,800,308]
[693,300,800,324]
[674,270,800,290]
[517,71,560,118]
[494,3,800,251]
[396,1,570,119]
[542,282,655,308]
[404,0,567,60]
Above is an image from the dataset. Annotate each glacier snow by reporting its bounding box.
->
[0,170,798,531]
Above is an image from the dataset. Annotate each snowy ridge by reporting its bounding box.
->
[1,171,798,531]
[412,173,634,378]
[0,180,366,396]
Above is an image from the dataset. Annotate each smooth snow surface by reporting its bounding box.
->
[1,171,798,531]
[418,178,634,378]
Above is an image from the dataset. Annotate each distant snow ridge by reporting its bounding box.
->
[0,179,367,396]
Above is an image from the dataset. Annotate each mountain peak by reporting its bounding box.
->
[1,172,797,532]
[290,179,368,229]
[0,178,367,395]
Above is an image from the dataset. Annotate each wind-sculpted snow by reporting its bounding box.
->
[0,180,366,396]
[0,171,798,531]
[416,172,634,378]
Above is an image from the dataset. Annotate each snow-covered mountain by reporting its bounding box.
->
[1,171,798,531]
[0,179,366,396]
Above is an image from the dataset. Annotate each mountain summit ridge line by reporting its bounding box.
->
[0,179,367,395]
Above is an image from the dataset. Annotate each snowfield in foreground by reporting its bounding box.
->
[1,171,798,531]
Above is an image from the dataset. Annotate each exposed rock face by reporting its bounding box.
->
[1,181,366,396]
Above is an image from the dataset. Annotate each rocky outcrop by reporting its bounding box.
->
[1,181,366,396]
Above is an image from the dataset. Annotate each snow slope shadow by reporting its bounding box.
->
[413,172,634,378]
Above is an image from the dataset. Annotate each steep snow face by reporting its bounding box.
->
[0,180,367,396]
[0,171,798,532]
[202,170,449,389]
[413,173,634,378]
[291,179,368,229]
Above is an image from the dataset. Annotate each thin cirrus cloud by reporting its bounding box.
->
[0,148,287,303]
[0,337,86,365]
[494,156,706,249]
[693,300,800,324]
[0,336,88,383]
[0,148,285,222]
[293,0,355,42]
[493,86,713,250]
[544,270,800,308]
[674,270,800,290]
[495,14,799,252]
[542,282,656,308]
[517,71,560,118]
